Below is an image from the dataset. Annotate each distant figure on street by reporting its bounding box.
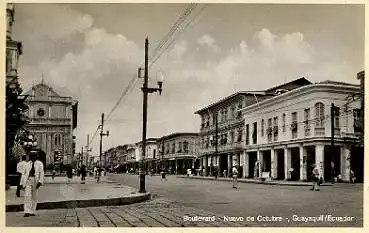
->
[66,167,73,183]
[80,165,87,184]
[350,170,356,183]
[310,164,320,191]
[161,170,167,181]
[16,154,28,197]
[288,168,295,180]
[254,161,259,179]
[20,150,44,217]
[232,166,239,189]
[94,167,98,179]
[96,167,102,183]
[223,170,227,178]
[52,167,56,181]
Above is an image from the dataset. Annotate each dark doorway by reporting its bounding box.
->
[262,151,271,173]
[290,148,300,181]
[277,150,285,180]
[350,146,364,183]
[324,146,341,182]
[248,152,257,178]
[305,147,316,182]
[219,154,228,177]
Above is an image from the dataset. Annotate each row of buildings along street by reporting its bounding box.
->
[102,76,364,183]
[5,3,364,187]
[4,3,365,228]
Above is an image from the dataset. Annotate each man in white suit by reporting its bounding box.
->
[16,154,28,197]
[20,150,44,217]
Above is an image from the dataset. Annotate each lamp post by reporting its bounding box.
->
[138,37,164,193]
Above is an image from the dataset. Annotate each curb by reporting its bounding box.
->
[176,176,333,186]
[6,193,151,212]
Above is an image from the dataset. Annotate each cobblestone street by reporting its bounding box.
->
[6,198,248,227]
[6,174,363,227]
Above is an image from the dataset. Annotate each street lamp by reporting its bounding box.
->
[138,37,164,193]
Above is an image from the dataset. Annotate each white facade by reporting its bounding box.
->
[135,139,158,162]
[241,81,362,182]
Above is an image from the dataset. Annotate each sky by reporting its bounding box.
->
[12,3,364,158]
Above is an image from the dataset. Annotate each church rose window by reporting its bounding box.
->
[37,108,45,117]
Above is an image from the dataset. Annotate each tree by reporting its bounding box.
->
[6,79,29,187]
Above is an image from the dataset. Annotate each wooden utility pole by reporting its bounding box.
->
[139,37,149,193]
[85,134,90,166]
[330,103,336,184]
[214,114,218,176]
[99,113,104,166]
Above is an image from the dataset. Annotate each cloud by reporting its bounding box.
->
[15,3,360,156]
[197,34,220,53]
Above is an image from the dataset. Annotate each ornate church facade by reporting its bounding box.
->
[24,82,78,167]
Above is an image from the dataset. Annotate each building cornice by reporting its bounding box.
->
[194,91,267,115]
[241,83,360,114]
[159,132,199,141]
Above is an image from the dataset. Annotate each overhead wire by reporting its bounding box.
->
[149,4,207,69]
[105,3,199,123]
[89,3,203,144]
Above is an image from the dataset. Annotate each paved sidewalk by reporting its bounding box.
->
[6,176,150,212]
[177,175,333,186]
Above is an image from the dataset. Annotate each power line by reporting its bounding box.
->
[90,3,200,141]
[105,3,201,122]
[150,4,207,69]
[149,3,197,62]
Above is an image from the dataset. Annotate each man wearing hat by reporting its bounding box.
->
[20,149,44,217]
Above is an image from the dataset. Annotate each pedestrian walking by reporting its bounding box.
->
[80,164,87,184]
[16,154,28,197]
[254,160,259,179]
[232,166,239,189]
[161,170,167,181]
[20,150,44,217]
[350,170,356,183]
[223,170,227,178]
[51,167,56,181]
[66,167,73,183]
[310,164,320,191]
[96,167,102,183]
[94,167,98,179]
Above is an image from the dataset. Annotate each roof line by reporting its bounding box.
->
[194,91,267,114]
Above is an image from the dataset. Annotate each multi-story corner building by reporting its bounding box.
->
[24,82,78,167]
[241,79,364,183]
[157,133,199,175]
[135,138,158,173]
[194,78,312,177]
[123,144,138,172]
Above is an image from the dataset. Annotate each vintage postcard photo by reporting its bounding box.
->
[4,2,364,228]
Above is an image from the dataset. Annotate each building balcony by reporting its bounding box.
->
[314,127,325,136]
[199,118,244,134]
[334,128,341,137]
[199,141,244,155]
[341,131,362,140]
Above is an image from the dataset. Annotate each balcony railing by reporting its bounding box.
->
[314,127,325,136]
[334,128,341,137]
[304,127,311,137]
[199,141,244,154]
